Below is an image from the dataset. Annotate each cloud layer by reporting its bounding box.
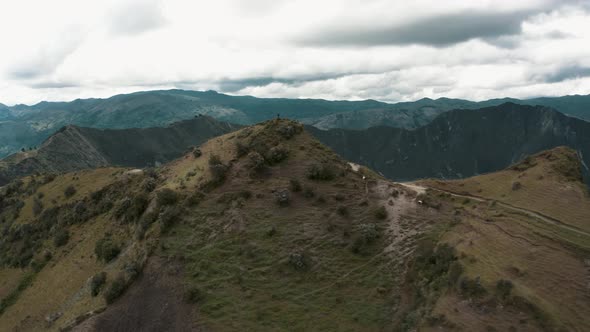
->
[0,0,589,105]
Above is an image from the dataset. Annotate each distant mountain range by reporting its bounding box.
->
[2,103,589,188]
[309,103,590,185]
[0,116,239,186]
[1,89,589,158]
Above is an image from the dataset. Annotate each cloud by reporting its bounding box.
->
[296,10,531,48]
[107,0,167,36]
[540,65,590,83]
[0,0,589,105]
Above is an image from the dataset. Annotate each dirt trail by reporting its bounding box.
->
[399,182,590,239]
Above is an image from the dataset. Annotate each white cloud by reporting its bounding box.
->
[0,0,588,105]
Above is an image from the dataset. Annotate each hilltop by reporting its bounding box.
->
[0,121,589,331]
[0,116,240,186]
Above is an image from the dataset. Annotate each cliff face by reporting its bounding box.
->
[309,103,590,183]
[0,116,240,185]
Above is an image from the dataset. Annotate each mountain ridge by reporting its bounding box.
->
[1,89,589,158]
[0,115,240,186]
[309,102,590,185]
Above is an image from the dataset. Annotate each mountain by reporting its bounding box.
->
[0,121,588,331]
[309,103,590,185]
[0,116,240,186]
[2,90,589,158]
[0,89,386,158]
[304,95,590,130]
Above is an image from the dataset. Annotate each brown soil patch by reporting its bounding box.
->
[74,256,202,332]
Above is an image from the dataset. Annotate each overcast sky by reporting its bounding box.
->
[0,0,589,105]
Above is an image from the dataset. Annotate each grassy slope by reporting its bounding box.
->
[421,147,590,233]
[418,147,590,331]
[159,120,412,330]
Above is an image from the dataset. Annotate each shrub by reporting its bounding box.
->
[303,187,315,198]
[460,277,487,298]
[275,189,290,207]
[64,185,76,198]
[127,193,149,222]
[276,123,301,139]
[337,206,348,216]
[511,181,522,191]
[53,229,70,247]
[447,261,464,286]
[42,174,56,184]
[267,145,289,164]
[141,178,157,192]
[307,163,335,181]
[247,151,266,173]
[288,252,309,270]
[156,188,178,207]
[289,179,302,192]
[351,224,380,254]
[373,206,388,220]
[184,286,204,303]
[32,198,44,216]
[208,154,229,184]
[95,237,121,263]
[104,275,127,304]
[91,272,107,296]
[185,191,205,207]
[496,279,513,299]
[159,205,182,233]
[235,141,250,157]
[192,147,202,158]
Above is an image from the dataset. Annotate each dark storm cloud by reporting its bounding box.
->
[542,65,590,83]
[216,73,356,92]
[297,10,535,47]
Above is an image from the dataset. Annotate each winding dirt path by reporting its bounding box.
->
[399,182,590,239]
